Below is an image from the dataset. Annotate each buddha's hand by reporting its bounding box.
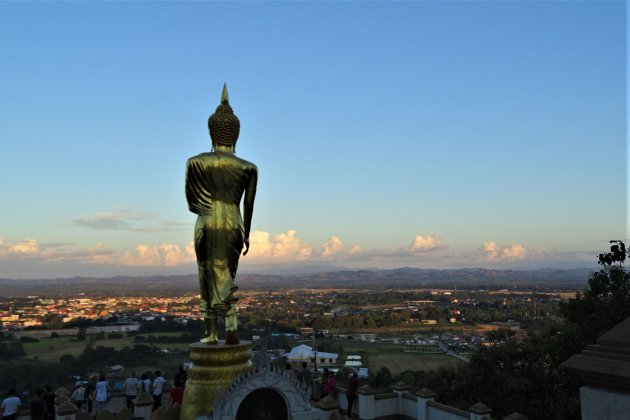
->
[243,238,250,255]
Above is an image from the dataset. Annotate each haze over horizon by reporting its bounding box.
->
[1,2,627,279]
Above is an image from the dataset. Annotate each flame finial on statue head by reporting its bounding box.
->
[221,82,229,104]
[208,83,240,147]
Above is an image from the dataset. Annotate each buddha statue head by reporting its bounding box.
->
[208,83,240,149]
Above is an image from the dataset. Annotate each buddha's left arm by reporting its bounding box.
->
[242,166,258,255]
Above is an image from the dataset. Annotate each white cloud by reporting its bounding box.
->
[120,242,196,266]
[409,234,442,253]
[502,243,527,259]
[481,241,528,261]
[0,238,116,264]
[5,232,599,279]
[322,236,344,258]
[247,230,313,262]
[348,245,363,255]
[6,239,40,254]
[482,241,499,260]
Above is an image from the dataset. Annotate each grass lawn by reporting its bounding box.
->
[22,333,196,363]
[325,339,464,376]
[22,337,135,362]
[339,340,404,355]
[368,354,463,376]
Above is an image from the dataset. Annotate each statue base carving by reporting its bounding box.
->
[180,341,253,420]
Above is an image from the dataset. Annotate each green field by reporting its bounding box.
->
[22,333,195,363]
[342,341,404,355]
[22,334,461,377]
[329,339,463,375]
[22,337,135,362]
[368,354,463,375]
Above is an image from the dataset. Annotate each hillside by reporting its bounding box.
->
[0,267,593,297]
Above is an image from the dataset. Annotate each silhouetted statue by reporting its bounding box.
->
[186,84,258,345]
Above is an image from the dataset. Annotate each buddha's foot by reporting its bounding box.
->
[200,335,218,345]
[225,330,240,345]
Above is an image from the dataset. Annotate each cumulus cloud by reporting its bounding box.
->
[322,236,344,258]
[409,234,442,253]
[247,230,313,261]
[348,245,363,255]
[482,241,499,260]
[70,209,186,232]
[120,242,196,266]
[502,243,527,259]
[481,241,528,261]
[4,239,40,254]
[0,238,115,263]
[0,233,601,278]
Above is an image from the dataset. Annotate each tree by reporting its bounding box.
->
[562,240,630,345]
[76,327,87,341]
[0,341,26,359]
[443,240,630,419]
[374,367,392,389]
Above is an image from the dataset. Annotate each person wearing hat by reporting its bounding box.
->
[186,84,258,345]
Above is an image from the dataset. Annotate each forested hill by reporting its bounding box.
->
[0,267,593,297]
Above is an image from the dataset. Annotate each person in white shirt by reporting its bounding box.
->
[1,389,21,420]
[140,374,151,393]
[93,375,109,415]
[70,383,85,410]
[152,371,166,410]
[123,372,140,409]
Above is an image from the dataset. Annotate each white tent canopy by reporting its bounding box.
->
[285,344,338,361]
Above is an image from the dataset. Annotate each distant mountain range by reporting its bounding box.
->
[0,267,595,297]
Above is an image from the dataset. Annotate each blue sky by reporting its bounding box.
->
[0,1,626,279]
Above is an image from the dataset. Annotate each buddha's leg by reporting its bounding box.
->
[195,221,218,344]
[200,314,218,345]
[224,304,239,345]
[195,258,218,344]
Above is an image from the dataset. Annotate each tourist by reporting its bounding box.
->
[284,363,295,379]
[70,382,85,410]
[174,366,187,388]
[320,368,330,397]
[312,369,321,400]
[346,373,359,418]
[140,374,151,393]
[169,381,184,406]
[123,371,139,409]
[93,374,109,415]
[83,383,93,415]
[152,371,166,410]
[29,389,47,420]
[43,387,54,420]
[299,362,313,399]
[326,372,337,399]
[1,389,21,420]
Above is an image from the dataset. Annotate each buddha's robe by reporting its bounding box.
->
[185,151,257,315]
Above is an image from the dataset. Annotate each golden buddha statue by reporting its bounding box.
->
[185,84,258,345]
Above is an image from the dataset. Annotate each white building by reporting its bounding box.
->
[285,344,338,369]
